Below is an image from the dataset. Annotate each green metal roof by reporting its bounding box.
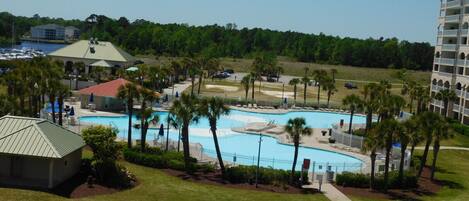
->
[0,116,85,159]
[48,40,135,63]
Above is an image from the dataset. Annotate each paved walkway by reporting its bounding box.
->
[303,182,351,201]
[415,146,469,151]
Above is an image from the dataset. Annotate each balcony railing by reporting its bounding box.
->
[442,44,457,51]
[454,104,461,112]
[446,0,461,7]
[433,100,444,107]
[436,58,456,65]
[456,89,463,96]
[466,92,469,99]
[457,59,466,66]
[464,108,469,116]
[445,14,461,22]
[461,29,469,36]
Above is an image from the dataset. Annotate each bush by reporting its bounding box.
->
[123,148,198,171]
[223,165,308,186]
[336,171,418,190]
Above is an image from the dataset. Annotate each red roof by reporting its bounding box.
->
[79,78,130,97]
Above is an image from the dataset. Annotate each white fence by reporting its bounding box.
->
[331,124,364,149]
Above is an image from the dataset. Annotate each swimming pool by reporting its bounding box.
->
[80,110,366,172]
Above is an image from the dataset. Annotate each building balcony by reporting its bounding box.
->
[435,58,456,65]
[457,59,466,66]
[464,108,469,116]
[433,100,444,107]
[445,14,461,22]
[456,89,463,96]
[446,0,461,8]
[454,104,461,112]
[442,44,458,51]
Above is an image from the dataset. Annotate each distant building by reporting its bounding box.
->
[431,1,469,124]
[31,24,65,40]
[31,24,80,41]
[0,115,85,189]
[65,26,80,40]
[48,40,135,75]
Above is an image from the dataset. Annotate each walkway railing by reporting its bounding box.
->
[331,125,364,149]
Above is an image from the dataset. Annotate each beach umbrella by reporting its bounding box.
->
[175,91,179,98]
[284,97,287,104]
[159,124,165,136]
[89,93,94,103]
[69,107,75,116]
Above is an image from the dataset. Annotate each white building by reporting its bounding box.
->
[431,0,469,124]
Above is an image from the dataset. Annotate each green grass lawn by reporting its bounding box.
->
[192,78,414,109]
[137,56,431,84]
[0,155,328,201]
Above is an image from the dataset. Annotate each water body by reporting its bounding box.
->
[14,41,66,54]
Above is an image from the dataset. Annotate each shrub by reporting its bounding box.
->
[123,148,198,171]
[336,171,418,190]
[223,165,308,186]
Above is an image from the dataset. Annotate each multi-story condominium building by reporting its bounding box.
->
[431,0,469,124]
[31,24,80,41]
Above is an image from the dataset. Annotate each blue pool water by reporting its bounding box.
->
[80,110,366,172]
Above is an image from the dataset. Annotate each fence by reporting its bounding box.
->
[331,124,364,149]
[153,138,363,174]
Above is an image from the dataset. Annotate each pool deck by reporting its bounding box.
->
[231,122,370,174]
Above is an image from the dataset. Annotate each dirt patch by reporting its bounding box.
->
[334,167,443,200]
[163,169,319,194]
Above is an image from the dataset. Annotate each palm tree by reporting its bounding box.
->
[199,97,230,175]
[362,83,380,133]
[138,87,159,152]
[401,80,417,113]
[417,111,444,178]
[415,85,431,114]
[184,58,200,97]
[399,117,417,183]
[430,118,452,181]
[301,67,310,106]
[117,82,140,148]
[375,119,401,192]
[284,117,312,184]
[435,89,458,117]
[361,128,383,189]
[46,81,58,123]
[289,78,301,104]
[330,69,338,83]
[56,84,70,126]
[322,77,337,107]
[250,71,259,101]
[313,70,328,105]
[241,75,251,102]
[342,94,363,134]
[170,94,200,172]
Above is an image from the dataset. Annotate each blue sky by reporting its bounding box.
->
[0,0,439,43]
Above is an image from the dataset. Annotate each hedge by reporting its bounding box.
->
[336,171,418,190]
[223,165,308,186]
[123,147,198,171]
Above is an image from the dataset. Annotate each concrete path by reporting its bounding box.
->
[304,182,351,201]
[415,146,469,151]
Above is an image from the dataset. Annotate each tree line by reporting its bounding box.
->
[1,12,434,70]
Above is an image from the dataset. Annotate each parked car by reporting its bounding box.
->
[267,77,276,82]
[224,69,234,74]
[213,72,230,79]
[344,82,358,89]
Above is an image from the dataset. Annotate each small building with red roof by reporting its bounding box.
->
[79,78,129,112]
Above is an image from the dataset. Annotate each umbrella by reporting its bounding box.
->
[175,91,179,98]
[158,124,165,136]
[69,107,75,116]
[126,66,139,72]
[284,97,287,104]
[89,93,94,103]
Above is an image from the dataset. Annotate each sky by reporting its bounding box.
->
[0,0,440,44]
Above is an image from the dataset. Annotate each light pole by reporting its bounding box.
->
[255,132,263,188]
